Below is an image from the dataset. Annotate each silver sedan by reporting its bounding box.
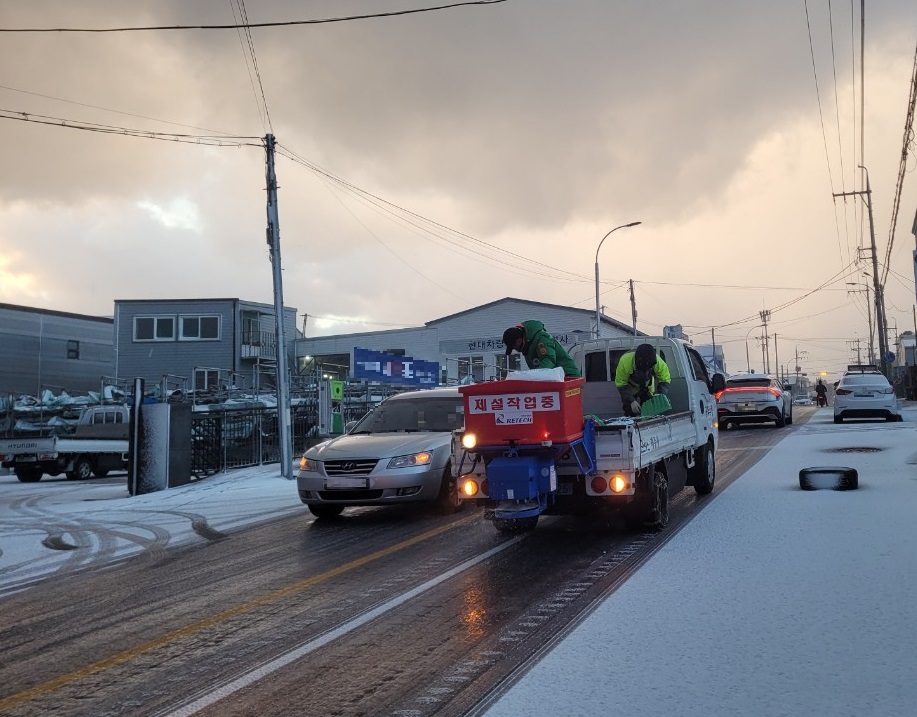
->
[296,387,465,518]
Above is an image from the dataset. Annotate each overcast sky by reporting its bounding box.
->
[1,1,916,378]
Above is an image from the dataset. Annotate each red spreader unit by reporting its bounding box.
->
[459,377,585,445]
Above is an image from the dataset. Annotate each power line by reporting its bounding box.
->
[274,143,592,285]
[827,0,854,269]
[803,0,848,272]
[683,260,859,331]
[0,108,260,145]
[880,38,917,286]
[231,0,273,134]
[0,1,508,32]
[0,83,236,135]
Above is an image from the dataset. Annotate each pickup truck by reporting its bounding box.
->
[452,337,725,533]
[0,405,130,483]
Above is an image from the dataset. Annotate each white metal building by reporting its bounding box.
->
[294,297,639,385]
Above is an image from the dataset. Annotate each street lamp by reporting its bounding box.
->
[743,325,759,372]
[594,221,642,338]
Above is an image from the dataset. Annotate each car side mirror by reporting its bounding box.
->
[711,372,726,393]
[344,420,358,433]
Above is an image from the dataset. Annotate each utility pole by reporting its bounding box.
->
[774,333,780,382]
[834,167,890,376]
[629,279,637,336]
[711,327,717,372]
[759,309,771,374]
[853,253,876,364]
[264,134,293,479]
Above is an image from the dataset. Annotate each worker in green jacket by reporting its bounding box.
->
[502,321,581,377]
[615,343,671,416]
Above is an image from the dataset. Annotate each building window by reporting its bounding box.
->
[458,355,485,383]
[180,315,220,341]
[194,369,220,391]
[66,340,80,360]
[495,354,522,379]
[134,316,175,342]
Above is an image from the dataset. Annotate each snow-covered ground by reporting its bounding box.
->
[485,407,917,717]
[2,408,916,715]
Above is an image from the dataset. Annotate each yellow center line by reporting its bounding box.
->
[1,514,476,711]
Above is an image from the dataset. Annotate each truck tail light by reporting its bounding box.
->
[461,478,479,497]
[591,474,629,494]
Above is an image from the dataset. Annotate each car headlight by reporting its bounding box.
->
[387,451,432,469]
[299,456,322,473]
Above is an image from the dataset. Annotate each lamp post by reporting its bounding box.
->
[744,325,758,372]
[594,221,642,338]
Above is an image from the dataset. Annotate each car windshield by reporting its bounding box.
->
[350,396,463,433]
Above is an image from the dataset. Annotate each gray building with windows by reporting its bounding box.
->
[295,297,638,385]
[114,298,298,395]
[0,302,115,396]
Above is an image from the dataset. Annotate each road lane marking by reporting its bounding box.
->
[163,536,522,717]
[0,515,488,713]
[718,446,772,451]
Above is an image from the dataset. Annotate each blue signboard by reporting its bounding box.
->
[353,348,440,386]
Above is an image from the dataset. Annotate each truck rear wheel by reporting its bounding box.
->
[690,441,715,495]
[626,469,669,532]
[647,470,669,531]
[493,516,538,534]
[67,457,93,481]
[15,467,43,483]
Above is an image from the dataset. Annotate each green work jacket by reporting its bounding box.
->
[614,350,671,401]
[519,320,581,377]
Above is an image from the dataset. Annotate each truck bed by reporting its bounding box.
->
[557,410,696,474]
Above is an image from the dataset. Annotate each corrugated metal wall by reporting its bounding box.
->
[0,305,114,396]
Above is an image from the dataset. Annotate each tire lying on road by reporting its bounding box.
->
[799,466,859,491]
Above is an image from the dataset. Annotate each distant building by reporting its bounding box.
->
[296,297,638,385]
[663,324,689,341]
[696,344,727,375]
[113,298,298,395]
[0,302,114,396]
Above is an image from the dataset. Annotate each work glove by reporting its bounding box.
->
[630,400,642,415]
[656,382,670,396]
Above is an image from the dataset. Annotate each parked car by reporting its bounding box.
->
[833,373,901,423]
[296,387,465,518]
[715,373,793,429]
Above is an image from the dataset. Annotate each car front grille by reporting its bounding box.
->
[324,459,378,477]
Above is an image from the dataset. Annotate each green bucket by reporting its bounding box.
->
[640,393,672,418]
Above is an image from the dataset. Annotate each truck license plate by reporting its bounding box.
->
[325,477,368,489]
